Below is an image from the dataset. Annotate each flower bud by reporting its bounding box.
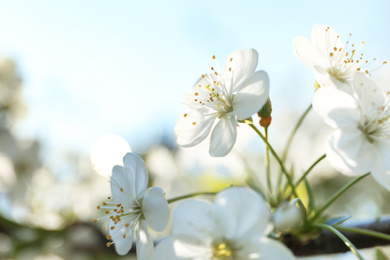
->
[273,201,303,233]
[259,115,272,127]
[257,97,272,118]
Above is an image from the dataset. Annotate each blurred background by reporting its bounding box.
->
[0,0,389,259]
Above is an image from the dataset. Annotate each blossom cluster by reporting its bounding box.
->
[95,24,389,259]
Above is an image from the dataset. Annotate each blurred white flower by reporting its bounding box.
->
[313,72,390,190]
[175,49,269,157]
[273,200,303,233]
[294,24,385,92]
[95,153,169,258]
[154,187,295,259]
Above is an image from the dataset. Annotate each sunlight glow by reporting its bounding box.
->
[90,134,131,177]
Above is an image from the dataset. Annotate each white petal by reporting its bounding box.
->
[172,199,215,241]
[214,187,272,240]
[175,110,217,147]
[136,220,154,260]
[372,139,390,191]
[312,24,343,60]
[123,153,149,198]
[237,237,295,260]
[108,218,133,256]
[155,234,211,259]
[233,70,269,120]
[313,65,353,92]
[209,116,237,157]
[352,72,387,117]
[185,76,219,110]
[293,36,326,70]
[142,186,169,232]
[326,129,376,176]
[313,86,359,129]
[222,49,258,92]
[111,166,132,201]
[153,236,183,260]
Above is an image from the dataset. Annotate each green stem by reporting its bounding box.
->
[167,192,217,204]
[313,223,364,260]
[264,126,273,197]
[277,104,312,200]
[247,123,298,197]
[295,154,326,187]
[282,104,312,161]
[336,226,390,242]
[310,173,370,223]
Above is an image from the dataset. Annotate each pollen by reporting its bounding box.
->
[120,187,124,192]
[123,234,127,239]
[125,223,130,227]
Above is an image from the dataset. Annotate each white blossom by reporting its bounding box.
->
[175,49,269,157]
[95,153,169,259]
[294,24,385,92]
[313,72,390,190]
[154,187,295,259]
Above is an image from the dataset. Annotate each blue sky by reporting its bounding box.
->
[0,0,389,155]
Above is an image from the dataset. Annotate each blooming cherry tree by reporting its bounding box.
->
[175,49,269,157]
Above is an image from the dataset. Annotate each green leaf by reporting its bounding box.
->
[304,179,315,213]
[326,216,351,227]
[376,248,388,260]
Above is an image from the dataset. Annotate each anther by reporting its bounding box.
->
[106,235,112,240]
[105,210,110,214]
[195,92,199,96]
[192,122,196,125]
[97,205,101,209]
[106,242,112,247]
[93,219,98,223]
[120,187,124,192]
[212,55,216,59]
[110,226,115,230]
[123,234,127,239]
[184,113,187,117]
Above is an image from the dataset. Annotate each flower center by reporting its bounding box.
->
[325,27,387,82]
[212,241,235,259]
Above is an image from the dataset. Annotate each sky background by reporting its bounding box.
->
[0,0,389,157]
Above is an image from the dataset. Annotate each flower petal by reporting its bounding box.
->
[313,86,359,129]
[352,72,387,118]
[209,116,237,157]
[172,199,215,241]
[108,218,133,256]
[185,75,219,111]
[175,110,217,147]
[326,129,376,176]
[111,165,132,201]
[313,65,353,92]
[123,153,149,198]
[372,139,390,191]
[142,186,169,232]
[311,24,343,60]
[222,49,258,92]
[293,36,326,70]
[232,70,269,120]
[154,234,211,260]
[237,237,295,260]
[214,187,272,240]
[136,220,154,260]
